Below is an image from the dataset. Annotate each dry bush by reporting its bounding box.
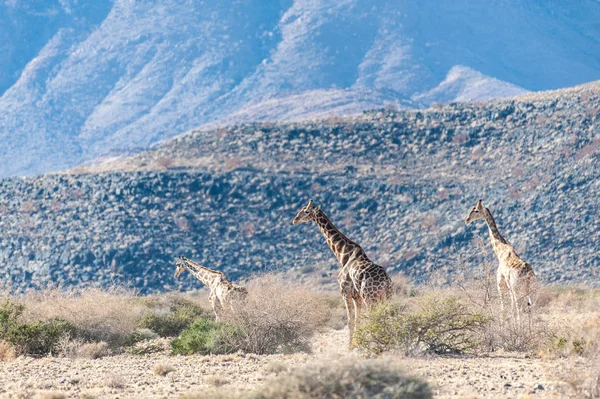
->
[38,393,67,399]
[250,359,432,399]
[153,363,175,376]
[57,337,110,359]
[105,374,125,389]
[0,341,16,361]
[19,287,145,347]
[216,274,330,354]
[205,375,230,387]
[542,314,600,398]
[390,272,412,297]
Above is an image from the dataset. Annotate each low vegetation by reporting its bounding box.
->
[171,275,330,355]
[0,270,599,398]
[138,295,207,337]
[249,359,432,399]
[0,299,75,356]
[354,296,490,356]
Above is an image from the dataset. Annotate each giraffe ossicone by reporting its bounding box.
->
[293,198,392,346]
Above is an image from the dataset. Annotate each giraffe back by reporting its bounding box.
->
[341,248,392,303]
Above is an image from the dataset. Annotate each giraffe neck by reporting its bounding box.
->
[312,209,361,267]
[181,258,223,287]
[482,207,509,253]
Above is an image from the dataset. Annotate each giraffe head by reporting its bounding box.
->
[292,199,320,224]
[465,199,485,225]
[174,260,187,278]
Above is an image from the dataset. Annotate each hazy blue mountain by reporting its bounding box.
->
[1,0,600,177]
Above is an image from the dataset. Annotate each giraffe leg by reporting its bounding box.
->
[509,286,520,325]
[210,294,222,322]
[343,295,355,347]
[352,297,363,343]
[497,277,509,325]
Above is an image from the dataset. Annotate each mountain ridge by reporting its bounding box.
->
[2,0,600,177]
[0,81,596,293]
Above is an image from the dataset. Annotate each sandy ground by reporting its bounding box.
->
[0,328,586,398]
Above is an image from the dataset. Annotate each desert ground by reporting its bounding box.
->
[0,328,591,399]
[0,276,598,399]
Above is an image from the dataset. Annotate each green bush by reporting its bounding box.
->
[139,300,207,337]
[249,359,432,399]
[0,299,76,356]
[170,319,241,355]
[354,296,490,356]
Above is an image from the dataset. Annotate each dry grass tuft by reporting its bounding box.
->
[0,341,16,361]
[266,360,288,375]
[180,390,239,399]
[205,375,230,387]
[153,363,175,377]
[105,374,126,389]
[57,337,111,359]
[251,359,432,399]
[38,392,67,399]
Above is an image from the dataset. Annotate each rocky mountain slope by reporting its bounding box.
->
[0,82,597,293]
[2,0,600,177]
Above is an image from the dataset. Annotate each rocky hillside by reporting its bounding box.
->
[3,0,600,177]
[1,82,599,293]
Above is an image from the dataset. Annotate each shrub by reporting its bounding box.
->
[170,319,239,355]
[4,319,75,356]
[354,296,490,356]
[216,274,329,354]
[126,340,167,355]
[57,337,111,359]
[250,359,432,399]
[0,299,76,356]
[138,304,206,337]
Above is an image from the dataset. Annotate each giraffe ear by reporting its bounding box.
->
[314,205,320,212]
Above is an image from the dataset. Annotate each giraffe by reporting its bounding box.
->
[174,256,248,321]
[293,199,392,345]
[465,199,536,324]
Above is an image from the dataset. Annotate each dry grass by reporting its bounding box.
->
[390,272,412,297]
[205,375,230,387]
[18,287,145,347]
[105,374,126,389]
[217,274,330,354]
[0,340,16,361]
[153,363,175,376]
[250,359,432,399]
[57,337,111,359]
[38,393,67,399]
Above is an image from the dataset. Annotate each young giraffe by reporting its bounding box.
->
[465,199,536,324]
[293,199,392,345]
[174,256,248,321]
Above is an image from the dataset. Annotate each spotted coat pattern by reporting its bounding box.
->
[175,256,248,321]
[293,199,392,345]
[466,200,537,323]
